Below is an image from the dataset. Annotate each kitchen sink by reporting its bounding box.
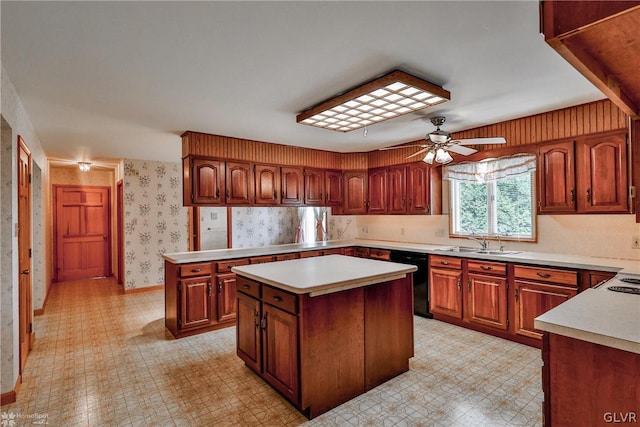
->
[435,247,479,253]
[435,247,521,255]
[475,250,521,255]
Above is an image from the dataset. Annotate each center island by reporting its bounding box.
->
[231,254,417,419]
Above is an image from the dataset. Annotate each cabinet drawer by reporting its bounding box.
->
[275,253,300,261]
[429,255,462,269]
[322,248,344,256]
[236,276,261,299]
[369,249,391,260]
[250,255,275,264]
[216,258,249,273]
[263,285,298,314]
[179,262,212,278]
[514,265,577,287]
[467,260,506,275]
[299,250,323,258]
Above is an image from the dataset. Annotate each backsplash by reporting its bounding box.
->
[231,207,298,248]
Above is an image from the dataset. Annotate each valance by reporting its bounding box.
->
[443,153,536,183]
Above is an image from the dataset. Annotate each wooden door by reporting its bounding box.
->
[538,140,576,213]
[18,137,33,373]
[342,171,367,214]
[226,161,253,205]
[429,268,463,318]
[262,303,299,405]
[324,169,343,206]
[387,165,406,214]
[55,186,111,281]
[216,272,237,322]
[255,164,280,205]
[577,133,628,212]
[116,180,124,285]
[236,292,262,373]
[179,276,213,330]
[368,167,387,214]
[281,167,303,205]
[407,163,430,214]
[466,273,508,330]
[304,169,324,205]
[513,280,577,339]
[191,158,224,205]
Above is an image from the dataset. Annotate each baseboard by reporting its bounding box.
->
[1,375,21,406]
[123,284,164,294]
[34,280,54,316]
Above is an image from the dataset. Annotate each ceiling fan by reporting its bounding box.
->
[379,116,506,164]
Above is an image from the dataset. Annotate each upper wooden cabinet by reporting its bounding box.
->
[324,169,343,206]
[538,131,628,214]
[184,157,225,206]
[255,164,281,205]
[367,167,388,214]
[226,161,254,205]
[342,171,368,215]
[407,163,431,214]
[368,163,431,215]
[281,167,303,205]
[304,168,325,205]
[387,165,406,214]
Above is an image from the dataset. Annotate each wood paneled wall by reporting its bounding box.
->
[183,99,628,169]
[451,99,628,151]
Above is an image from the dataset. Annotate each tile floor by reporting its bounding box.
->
[2,278,543,426]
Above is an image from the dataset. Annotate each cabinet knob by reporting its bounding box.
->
[537,272,552,278]
[514,288,519,301]
[272,295,283,302]
[481,265,492,270]
[441,261,449,265]
[191,268,202,273]
[242,284,250,289]
[570,188,575,202]
[254,311,260,328]
[586,188,591,203]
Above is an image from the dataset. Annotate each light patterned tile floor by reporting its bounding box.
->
[2,278,543,426]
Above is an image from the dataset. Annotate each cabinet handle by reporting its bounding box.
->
[191,268,202,273]
[441,261,450,265]
[226,189,230,198]
[514,288,519,301]
[468,279,471,292]
[320,192,323,201]
[570,188,574,202]
[272,295,283,302]
[216,188,220,198]
[457,279,461,291]
[242,284,251,289]
[402,197,405,208]
[217,281,222,294]
[537,272,552,278]
[254,311,260,328]
[481,265,492,270]
[261,313,267,330]
[207,282,212,297]
[586,188,591,203]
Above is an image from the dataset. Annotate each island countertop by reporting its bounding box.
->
[535,274,640,354]
[231,254,417,297]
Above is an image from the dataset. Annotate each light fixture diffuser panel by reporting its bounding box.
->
[296,70,450,132]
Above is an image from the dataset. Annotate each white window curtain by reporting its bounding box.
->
[313,207,327,242]
[443,153,537,183]
[294,207,305,243]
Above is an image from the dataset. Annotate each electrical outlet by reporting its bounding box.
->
[633,236,640,249]
[435,229,445,237]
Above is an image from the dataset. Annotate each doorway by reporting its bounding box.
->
[18,136,33,374]
[54,185,111,281]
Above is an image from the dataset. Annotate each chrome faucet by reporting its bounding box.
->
[466,236,489,251]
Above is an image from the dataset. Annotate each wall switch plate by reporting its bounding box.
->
[633,236,640,249]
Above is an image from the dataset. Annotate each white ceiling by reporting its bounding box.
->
[1,1,604,164]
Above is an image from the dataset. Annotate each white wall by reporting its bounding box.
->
[355,214,640,261]
[1,65,48,395]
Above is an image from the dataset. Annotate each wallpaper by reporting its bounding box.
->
[327,211,357,240]
[231,207,298,248]
[123,160,189,289]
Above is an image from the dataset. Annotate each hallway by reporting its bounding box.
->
[2,278,543,426]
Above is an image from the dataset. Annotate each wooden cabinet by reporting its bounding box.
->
[513,265,578,340]
[275,253,299,261]
[236,291,262,373]
[387,165,407,214]
[324,169,343,206]
[367,167,388,214]
[429,255,463,319]
[406,162,431,214]
[538,131,628,214]
[299,250,322,258]
[281,167,303,205]
[342,171,368,214]
[368,248,391,260]
[183,157,225,206]
[466,260,508,331]
[226,161,253,205]
[215,272,237,322]
[304,169,325,205]
[179,275,213,330]
[254,164,280,205]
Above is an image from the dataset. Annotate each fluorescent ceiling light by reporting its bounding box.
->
[296,70,450,132]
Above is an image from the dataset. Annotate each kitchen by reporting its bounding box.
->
[1,1,639,426]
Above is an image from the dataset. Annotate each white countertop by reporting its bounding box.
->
[231,254,417,297]
[535,275,640,354]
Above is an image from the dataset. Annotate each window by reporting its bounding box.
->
[445,154,536,241]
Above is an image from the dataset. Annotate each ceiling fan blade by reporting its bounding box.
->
[405,148,429,159]
[453,137,506,145]
[446,145,477,156]
[378,144,428,151]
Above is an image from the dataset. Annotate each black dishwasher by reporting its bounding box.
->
[390,251,431,318]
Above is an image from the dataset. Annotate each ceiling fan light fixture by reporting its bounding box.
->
[297,70,450,133]
[423,150,436,164]
[435,148,453,164]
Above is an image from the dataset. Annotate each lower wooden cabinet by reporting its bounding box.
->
[467,270,508,330]
[215,272,238,323]
[429,255,463,319]
[179,275,213,330]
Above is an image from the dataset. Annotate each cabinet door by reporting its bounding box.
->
[281,167,303,206]
[513,280,577,339]
[407,163,430,214]
[538,140,576,213]
[342,171,368,214]
[466,273,508,330]
[237,292,261,373]
[304,169,325,205]
[216,272,237,322]
[255,164,280,205]
[226,161,253,205]
[325,169,343,206]
[262,303,299,405]
[387,165,407,214]
[577,133,628,212]
[190,158,225,205]
[368,167,388,214]
[179,276,213,330]
[429,268,463,319]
